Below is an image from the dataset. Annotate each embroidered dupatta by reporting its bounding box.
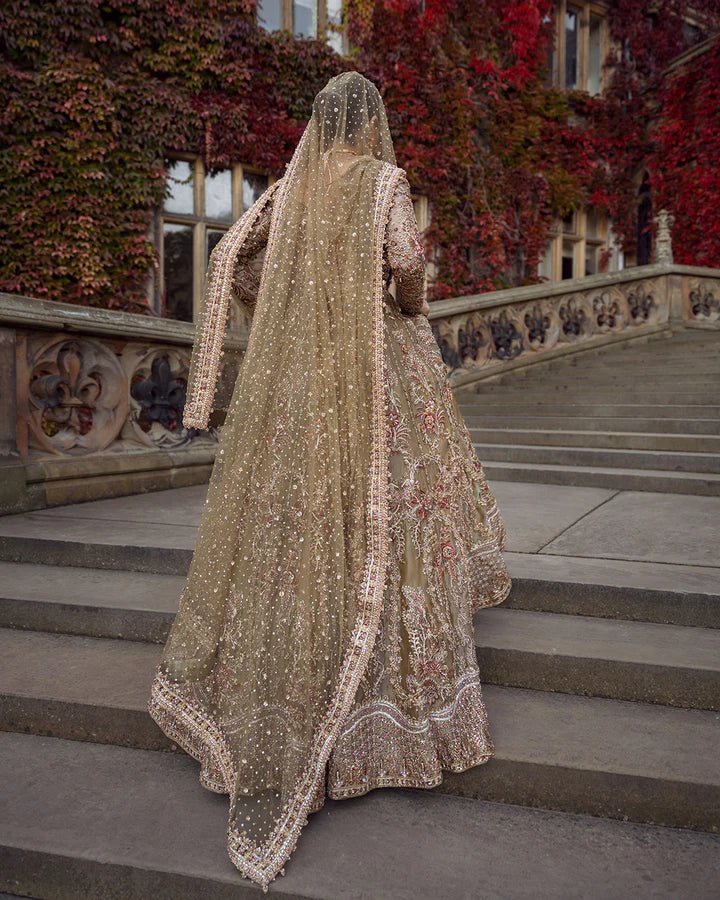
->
[148,73,404,889]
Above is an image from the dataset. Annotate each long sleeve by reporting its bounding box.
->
[230,202,273,319]
[183,180,282,430]
[385,174,426,315]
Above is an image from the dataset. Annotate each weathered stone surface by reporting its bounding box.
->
[2,626,719,830]
[2,733,720,900]
[543,491,720,566]
[476,608,720,709]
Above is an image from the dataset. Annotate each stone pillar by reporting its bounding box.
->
[653,210,674,265]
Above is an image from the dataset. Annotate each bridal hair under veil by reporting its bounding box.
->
[149,72,407,888]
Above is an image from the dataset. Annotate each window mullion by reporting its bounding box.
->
[232,163,243,220]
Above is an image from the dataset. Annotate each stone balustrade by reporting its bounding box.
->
[1,262,718,512]
[0,294,246,513]
[427,263,720,386]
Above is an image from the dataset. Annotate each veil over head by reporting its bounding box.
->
[151,72,407,887]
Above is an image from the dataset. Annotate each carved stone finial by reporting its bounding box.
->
[653,209,674,264]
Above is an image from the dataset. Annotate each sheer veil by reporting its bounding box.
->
[149,72,406,888]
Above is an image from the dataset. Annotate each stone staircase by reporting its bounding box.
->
[1,332,720,898]
[458,329,720,495]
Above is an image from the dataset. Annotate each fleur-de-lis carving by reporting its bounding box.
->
[524,304,550,345]
[490,310,522,360]
[31,342,101,438]
[559,298,587,337]
[689,285,720,319]
[593,291,623,331]
[130,353,187,433]
[627,288,655,322]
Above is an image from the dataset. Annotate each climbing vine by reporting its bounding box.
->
[0,0,718,310]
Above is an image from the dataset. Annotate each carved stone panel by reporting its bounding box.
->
[121,345,197,448]
[687,279,720,323]
[26,337,128,454]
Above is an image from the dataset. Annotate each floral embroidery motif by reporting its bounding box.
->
[401,585,450,706]
[418,398,444,435]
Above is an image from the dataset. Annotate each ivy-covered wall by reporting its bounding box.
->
[0,0,718,312]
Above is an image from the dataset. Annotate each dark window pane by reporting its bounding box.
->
[562,239,575,279]
[565,8,579,89]
[257,0,282,31]
[293,0,317,38]
[164,160,194,215]
[206,228,226,265]
[163,223,194,321]
[205,168,233,222]
[586,211,600,240]
[243,172,269,211]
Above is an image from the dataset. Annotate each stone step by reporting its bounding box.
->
[468,427,720,453]
[470,388,716,404]
[461,403,720,420]
[1,627,718,831]
[476,608,720,709]
[2,592,717,736]
[3,733,720,900]
[0,561,183,641]
[502,552,720,629]
[1,553,718,647]
[549,354,720,364]
[543,365,720,377]
[492,375,717,389]
[481,461,720,494]
[0,515,195,575]
[473,443,720,474]
[461,415,720,435]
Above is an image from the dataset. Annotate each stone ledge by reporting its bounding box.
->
[0,446,215,515]
[0,292,245,350]
[427,263,720,318]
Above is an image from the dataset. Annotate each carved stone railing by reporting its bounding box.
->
[0,293,246,513]
[1,262,717,512]
[428,263,720,386]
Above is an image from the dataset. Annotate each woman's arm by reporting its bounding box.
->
[230,203,273,318]
[385,174,427,316]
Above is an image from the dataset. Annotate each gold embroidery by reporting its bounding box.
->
[329,671,494,799]
[385,173,426,314]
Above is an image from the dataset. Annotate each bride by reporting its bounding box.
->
[149,70,511,890]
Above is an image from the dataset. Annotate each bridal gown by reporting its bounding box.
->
[227,176,512,797]
[149,70,510,892]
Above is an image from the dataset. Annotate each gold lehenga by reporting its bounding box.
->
[148,72,510,890]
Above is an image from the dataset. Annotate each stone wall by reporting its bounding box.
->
[1,262,717,513]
